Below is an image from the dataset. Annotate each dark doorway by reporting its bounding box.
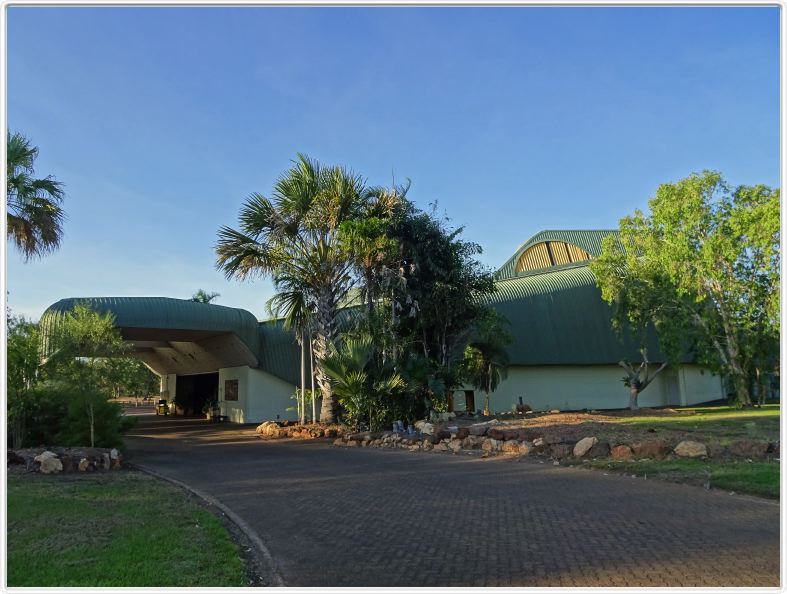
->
[176,373,219,416]
[464,390,475,413]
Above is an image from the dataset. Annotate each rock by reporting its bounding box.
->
[501,441,524,455]
[550,444,573,459]
[448,440,463,454]
[102,453,111,470]
[516,403,532,414]
[256,421,279,435]
[35,451,63,474]
[408,444,420,452]
[611,444,633,460]
[346,440,359,447]
[78,458,90,472]
[468,425,490,437]
[501,429,522,441]
[520,441,533,456]
[422,441,434,451]
[7,451,25,465]
[674,440,707,458]
[631,439,670,459]
[487,428,505,440]
[456,427,470,440]
[533,437,545,447]
[481,438,502,452]
[414,420,434,435]
[325,429,337,439]
[549,409,560,414]
[59,455,74,472]
[729,439,768,458]
[433,442,448,452]
[768,441,779,455]
[333,438,344,446]
[588,442,611,458]
[462,435,483,449]
[573,437,598,457]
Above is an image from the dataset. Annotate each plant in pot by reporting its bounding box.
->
[203,400,220,420]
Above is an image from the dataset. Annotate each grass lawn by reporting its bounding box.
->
[566,457,779,499]
[558,404,780,499]
[7,470,247,587]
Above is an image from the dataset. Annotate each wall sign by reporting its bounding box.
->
[224,379,239,401]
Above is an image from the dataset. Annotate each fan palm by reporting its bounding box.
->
[216,154,365,423]
[6,132,66,260]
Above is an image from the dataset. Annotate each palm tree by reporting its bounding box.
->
[216,154,365,423]
[462,313,512,416]
[191,289,220,304]
[6,132,66,260]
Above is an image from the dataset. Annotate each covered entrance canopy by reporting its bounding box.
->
[40,297,261,375]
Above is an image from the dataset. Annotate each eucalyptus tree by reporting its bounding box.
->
[6,132,66,260]
[591,171,780,406]
[216,155,366,423]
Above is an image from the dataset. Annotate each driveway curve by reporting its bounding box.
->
[125,414,779,587]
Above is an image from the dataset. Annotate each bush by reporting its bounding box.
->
[11,381,135,449]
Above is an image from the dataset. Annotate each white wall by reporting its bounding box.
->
[159,374,177,403]
[218,366,298,424]
[454,364,723,413]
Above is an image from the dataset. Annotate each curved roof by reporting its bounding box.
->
[40,297,261,364]
[495,229,619,280]
[483,264,664,365]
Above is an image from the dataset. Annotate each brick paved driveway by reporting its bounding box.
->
[125,414,780,587]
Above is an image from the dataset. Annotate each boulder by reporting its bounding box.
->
[768,441,779,456]
[325,429,338,439]
[481,438,502,452]
[422,441,434,451]
[78,458,90,472]
[501,441,524,455]
[456,427,470,440]
[519,441,533,456]
[631,439,670,459]
[516,403,532,414]
[433,442,448,452]
[346,440,359,447]
[35,451,63,474]
[448,440,463,454]
[487,428,505,440]
[573,436,598,458]
[501,429,522,441]
[333,438,344,447]
[729,439,768,458]
[610,445,633,460]
[674,440,707,458]
[462,435,483,449]
[59,455,74,473]
[414,420,434,435]
[533,437,545,448]
[588,442,611,458]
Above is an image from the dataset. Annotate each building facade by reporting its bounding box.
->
[40,230,723,423]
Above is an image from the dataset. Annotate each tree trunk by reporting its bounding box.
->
[300,332,306,424]
[314,285,339,423]
[88,402,95,448]
[309,335,317,423]
[628,386,640,410]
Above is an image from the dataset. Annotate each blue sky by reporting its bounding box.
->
[6,6,780,320]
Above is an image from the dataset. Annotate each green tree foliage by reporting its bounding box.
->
[7,315,41,448]
[6,132,66,260]
[42,303,135,447]
[190,289,220,304]
[591,171,779,407]
[94,357,159,400]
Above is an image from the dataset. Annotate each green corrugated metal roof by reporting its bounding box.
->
[258,319,301,385]
[483,263,665,365]
[495,229,620,280]
[40,297,261,361]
